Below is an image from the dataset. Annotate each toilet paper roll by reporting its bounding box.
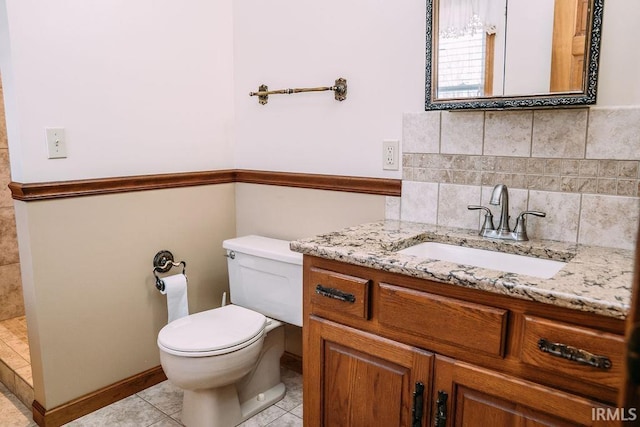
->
[160,274,189,323]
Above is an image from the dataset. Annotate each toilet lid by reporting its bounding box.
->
[157,305,266,356]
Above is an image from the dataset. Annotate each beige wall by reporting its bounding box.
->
[15,184,236,408]
[235,183,387,356]
[235,183,387,241]
[12,181,386,408]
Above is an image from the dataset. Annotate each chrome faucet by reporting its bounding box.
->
[490,184,510,235]
[468,184,546,241]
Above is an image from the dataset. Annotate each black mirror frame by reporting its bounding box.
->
[425,0,604,110]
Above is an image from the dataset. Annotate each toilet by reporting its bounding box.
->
[157,235,302,427]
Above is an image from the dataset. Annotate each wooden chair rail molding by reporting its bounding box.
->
[9,169,401,201]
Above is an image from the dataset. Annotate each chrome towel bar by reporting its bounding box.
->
[249,77,347,105]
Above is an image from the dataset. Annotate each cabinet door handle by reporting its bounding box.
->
[315,284,356,303]
[412,381,424,427]
[434,390,448,427]
[537,338,612,370]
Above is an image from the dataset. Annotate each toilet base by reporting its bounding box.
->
[239,381,286,421]
[177,322,287,427]
[181,381,286,427]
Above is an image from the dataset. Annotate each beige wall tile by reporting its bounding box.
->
[619,161,638,178]
[0,150,12,208]
[587,107,640,160]
[13,362,34,409]
[385,196,401,220]
[438,184,481,229]
[0,83,6,149]
[402,112,440,153]
[483,111,532,157]
[618,180,638,197]
[441,111,483,155]
[526,191,580,242]
[562,160,580,176]
[579,160,598,176]
[0,360,15,391]
[0,340,27,371]
[0,264,24,321]
[578,195,640,249]
[532,109,587,158]
[400,181,438,224]
[0,208,19,265]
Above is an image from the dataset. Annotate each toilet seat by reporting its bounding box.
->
[158,305,266,357]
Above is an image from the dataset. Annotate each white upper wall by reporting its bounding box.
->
[0,0,235,183]
[597,0,640,105]
[233,0,425,179]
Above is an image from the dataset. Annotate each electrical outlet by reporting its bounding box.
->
[46,128,67,159]
[382,139,399,170]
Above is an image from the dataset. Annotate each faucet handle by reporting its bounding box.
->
[516,210,546,220]
[468,205,495,235]
[513,211,546,241]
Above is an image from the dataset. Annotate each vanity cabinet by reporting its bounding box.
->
[302,256,625,427]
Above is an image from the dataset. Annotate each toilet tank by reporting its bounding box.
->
[223,235,303,327]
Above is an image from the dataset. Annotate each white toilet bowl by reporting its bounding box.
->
[158,304,286,427]
[157,235,302,427]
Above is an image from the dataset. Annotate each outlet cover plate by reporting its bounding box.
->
[383,139,399,170]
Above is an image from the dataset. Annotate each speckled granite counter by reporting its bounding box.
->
[290,220,635,319]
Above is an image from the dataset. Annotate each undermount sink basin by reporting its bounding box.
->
[397,242,566,279]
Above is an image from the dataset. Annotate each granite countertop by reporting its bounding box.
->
[290,220,635,320]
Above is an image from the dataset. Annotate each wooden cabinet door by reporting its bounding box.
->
[304,316,433,427]
[433,356,618,427]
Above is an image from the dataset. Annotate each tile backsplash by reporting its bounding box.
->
[387,106,640,250]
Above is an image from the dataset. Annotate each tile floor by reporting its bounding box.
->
[0,366,303,427]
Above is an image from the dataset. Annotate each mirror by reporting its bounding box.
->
[425,0,603,110]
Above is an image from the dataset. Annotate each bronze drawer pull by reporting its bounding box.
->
[411,381,425,427]
[434,390,448,427]
[537,338,612,370]
[315,284,356,303]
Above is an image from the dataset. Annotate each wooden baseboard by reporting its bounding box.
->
[281,351,303,374]
[32,366,167,427]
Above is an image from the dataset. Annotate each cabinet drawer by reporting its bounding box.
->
[309,267,371,320]
[520,315,624,389]
[378,283,508,357]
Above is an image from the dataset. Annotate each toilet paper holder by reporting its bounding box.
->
[153,250,187,292]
